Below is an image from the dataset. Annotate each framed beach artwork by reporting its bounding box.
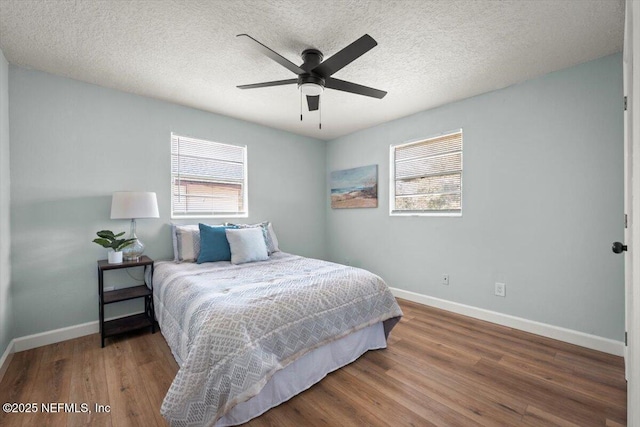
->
[331,165,378,209]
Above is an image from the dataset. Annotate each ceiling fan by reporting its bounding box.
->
[236,33,387,118]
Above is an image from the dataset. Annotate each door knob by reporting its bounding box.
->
[612,242,628,254]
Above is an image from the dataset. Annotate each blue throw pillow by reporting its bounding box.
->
[196,224,235,263]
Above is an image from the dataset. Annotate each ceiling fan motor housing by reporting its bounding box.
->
[298,49,325,91]
[298,74,325,87]
[301,49,323,69]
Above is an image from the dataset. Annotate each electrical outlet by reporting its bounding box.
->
[495,282,506,297]
[442,274,449,285]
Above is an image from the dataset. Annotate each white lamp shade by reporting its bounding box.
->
[110,192,160,219]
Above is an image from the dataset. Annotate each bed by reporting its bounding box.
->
[153,250,402,426]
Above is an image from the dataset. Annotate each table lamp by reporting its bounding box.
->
[110,191,159,261]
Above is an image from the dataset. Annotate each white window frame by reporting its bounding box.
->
[389,129,463,217]
[170,133,248,219]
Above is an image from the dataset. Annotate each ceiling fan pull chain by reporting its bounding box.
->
[319,96,322,130]
[300,91,303,121]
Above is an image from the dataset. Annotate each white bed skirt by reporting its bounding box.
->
[215,322,387,426]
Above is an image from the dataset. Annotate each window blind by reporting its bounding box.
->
[171,133,247,218]
[391,131,462,215]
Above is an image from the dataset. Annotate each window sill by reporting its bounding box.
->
[171,213,249,220]
[389,212,462,217]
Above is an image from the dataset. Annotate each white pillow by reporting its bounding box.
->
[225,221,280,254]
[266,222,280,253]
[225,228,269,265]
[172,224,200,262]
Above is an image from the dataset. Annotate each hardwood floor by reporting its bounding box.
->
[0,299,626,426]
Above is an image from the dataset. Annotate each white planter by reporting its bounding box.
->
[108,250,123,264]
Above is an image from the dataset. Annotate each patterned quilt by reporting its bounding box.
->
[153,252,402,426]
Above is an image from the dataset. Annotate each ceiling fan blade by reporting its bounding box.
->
[325,77,387,99]
[237,34,304,75]
[237,79,298,89]
[306,95,320,111]
[312,34,377,78]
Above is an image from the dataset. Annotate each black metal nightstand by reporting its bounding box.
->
[97,255,155,347]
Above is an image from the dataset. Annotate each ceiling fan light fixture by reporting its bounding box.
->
[300,83,323,96]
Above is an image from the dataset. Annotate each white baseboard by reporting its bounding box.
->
[12,320,99,353]
[0,339,15,383]
[10,311,146,353]
[391,288,625,356]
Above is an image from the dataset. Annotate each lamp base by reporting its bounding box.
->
[122,219,145,261]
[123,238,144,261]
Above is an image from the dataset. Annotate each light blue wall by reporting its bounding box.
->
[0,49,12,357]
[6,53,625,343]
[8,67,326,337]
[326,53,624,341]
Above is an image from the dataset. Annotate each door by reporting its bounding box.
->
[623,1,640,425]
[623,0,632,382]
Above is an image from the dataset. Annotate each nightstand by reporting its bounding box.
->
[97,255,155,347]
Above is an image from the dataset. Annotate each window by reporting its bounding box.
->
[390,130,462,216]
[171,133,247,218]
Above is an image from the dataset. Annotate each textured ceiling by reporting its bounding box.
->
[0,0,625,141]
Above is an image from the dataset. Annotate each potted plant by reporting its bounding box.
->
[93,230,136,264]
